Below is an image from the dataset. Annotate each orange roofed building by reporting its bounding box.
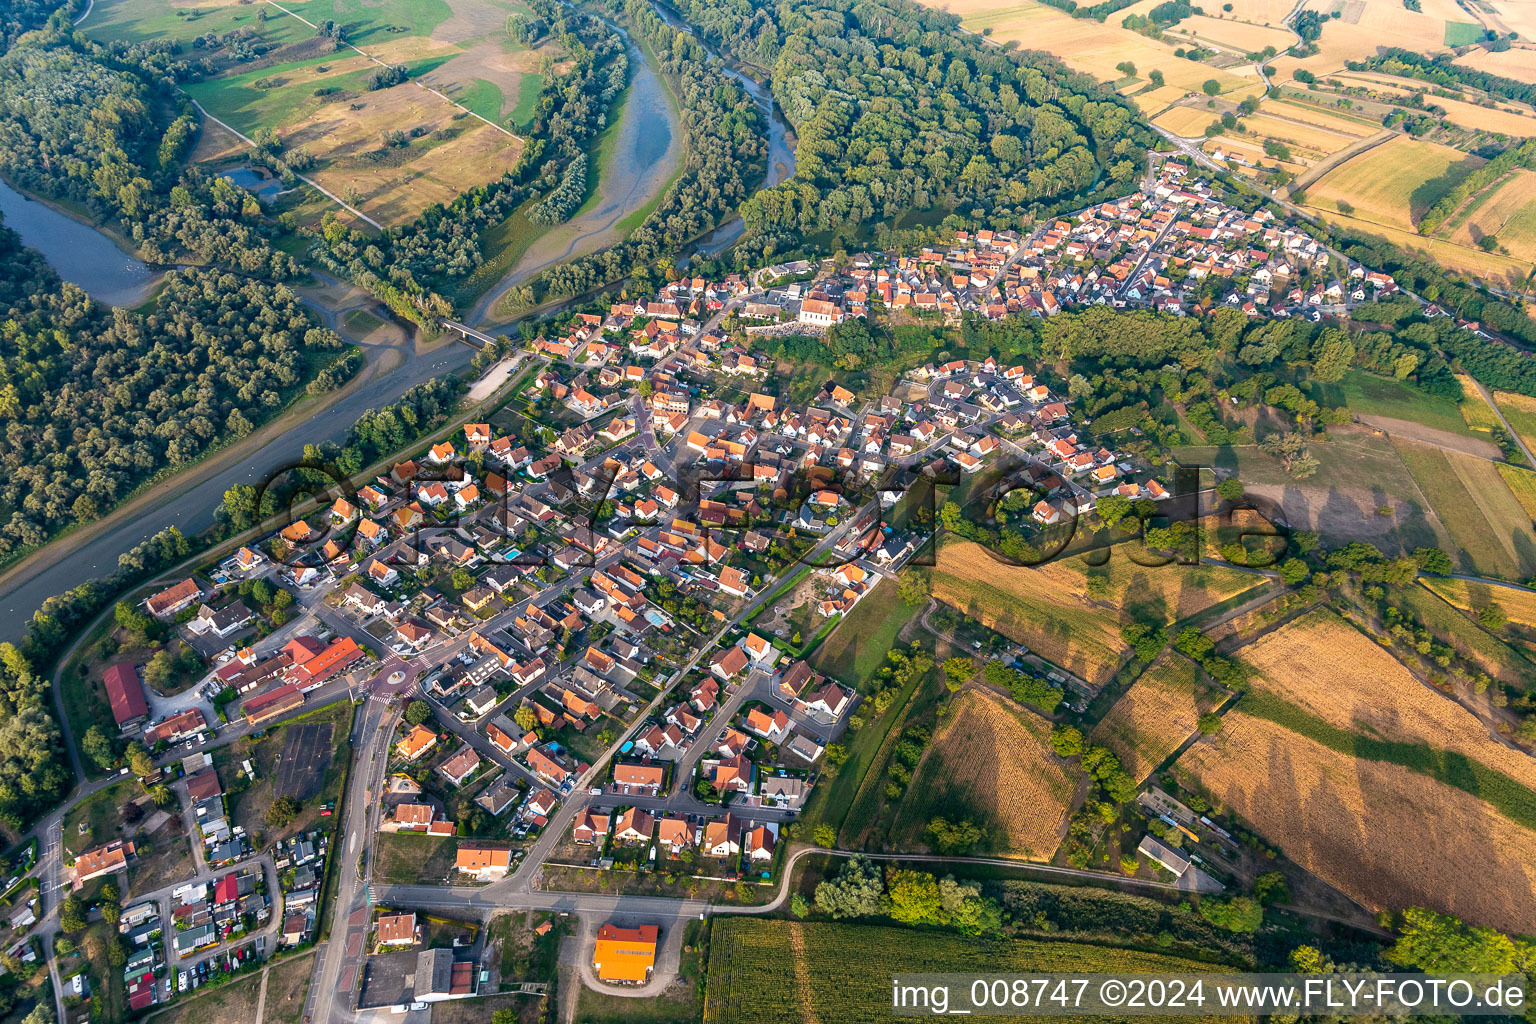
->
[455,846,512,881]
[592,923,658,984]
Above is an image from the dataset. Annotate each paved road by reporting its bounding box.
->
[302,696,399,1024]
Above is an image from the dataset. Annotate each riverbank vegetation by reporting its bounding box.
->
[502,0,765,306]
[662,0,1151,250]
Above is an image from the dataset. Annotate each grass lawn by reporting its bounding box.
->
[373,832,462,885]
[63,780,135,857]
[260,953,316,1024]
[281,0,454,45]
[82,0,309,47]
[839,662,949,848]
[507,71,543,128]
[342,309,387,336]
[574,920,704,1024]
[801,652,938,841]
[1314,369,1476,437]
[454,78,506,124]
[809,579,922,690]
[1394,440,1536,579]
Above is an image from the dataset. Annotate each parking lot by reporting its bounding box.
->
[275,723,335,802]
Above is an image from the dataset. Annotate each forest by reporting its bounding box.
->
[0,225,345,558]
[658,0,1150,241]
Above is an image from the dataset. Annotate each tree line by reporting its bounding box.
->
[1350,48,1536,109]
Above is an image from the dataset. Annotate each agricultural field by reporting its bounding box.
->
[1393,440,1536,579]
[1090,651,1225,782]
[1454,44,1536,85]
[1161,14,1295,54]
[1496,390,1536,457]
[1456,373,1502,432]
[1325,368,1481,438]
[931,540,1265,686]
[927,0,1255,112]
[1237,608,1536,792]
[1267,0,1475,79]
[888,686,1078,860]
[809,579,923,690]
[1154,105,1219,137]
[1422,576,1536,629]
[1303,136,1484,231]
[81,0,545,226]
[1442,169,1536,267]
[1497,463,1536,522]
[703,919,1240,1024]
[1177,709,1536,935]
[1396,581,1536,685]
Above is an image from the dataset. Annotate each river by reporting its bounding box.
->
[648,0,796,259]
[472,18,684,328]
[0,178,165,307]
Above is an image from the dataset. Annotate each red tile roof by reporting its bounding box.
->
[102,663,149,725]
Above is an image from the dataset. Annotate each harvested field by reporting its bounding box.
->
[1454,44,1536,84]
[1267,97,1383,133]
[1154,105,1219,137]
[1421,93,1536,137]
[1178,709,1536,934]
[1237,112,1367,162]
[1445,169,1536,266]
[1306,136,1484,229]
[1266,0,1466,76]
[1393,439,1536,579]
[84,0,536,228]
[889,686,1077,860]
[1422,576,1536,629]
[1397,581,1536,686]
[929,0,1254,109]
[1238,608,1536,792]
[1164,14,1295,52]
[931,540,1265,686]
[1091,651,1225,782]
[281,86,523,225]
[1214,0,1296,23]
[1205,134,1307,176]
[1308,203,1534,283]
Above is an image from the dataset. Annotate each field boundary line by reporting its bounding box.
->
[188,101,385,230]
[1288,128,1396,193]
[259,0,525,143]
